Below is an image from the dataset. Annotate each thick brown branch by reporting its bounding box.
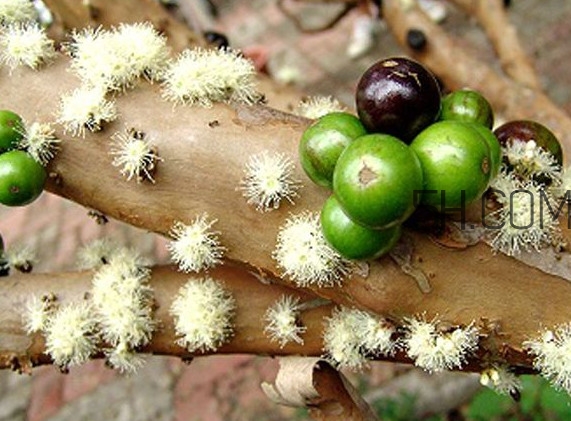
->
[449,0,541,90]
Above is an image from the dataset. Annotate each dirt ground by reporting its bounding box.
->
[1,1,571,420]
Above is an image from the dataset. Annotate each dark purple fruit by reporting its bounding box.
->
[355,57,441,142]
[493,120,563,166]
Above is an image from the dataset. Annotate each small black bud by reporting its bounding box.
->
[406,28,427,50]
[203,31,230,49]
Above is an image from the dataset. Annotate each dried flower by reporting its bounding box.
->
[263,295,306,347]
[44,301,99,369]
[322,307,395,370]
[170,276,236,352]
[162,47,260,106]
[0,23,55,71]
[18,121,60,166]
[272,212,352,287]
[294,96,346,119]
[110,129,161,183]
[167,214,225,273]
[239,152,301,212]
[58,86,117,137]
[525,324,571,393]
[403,317,479,373]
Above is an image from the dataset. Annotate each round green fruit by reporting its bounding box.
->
[0,150,47,206]
[333,133,424,229]
[410,120,492,209]
[299,112,367,189]
[469,123,502,179]
[440,89,494,128]
[0,110,24,153]
[321,195,402,260]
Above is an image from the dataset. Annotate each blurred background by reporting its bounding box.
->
[2,0,571,420]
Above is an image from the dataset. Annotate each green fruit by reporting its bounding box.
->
[321,195,402,260]
[469,123,502,179]
[0,110,24,153]
[333,134,424,229]
[440,89,494,129]
[0,150,47,206]
[411,120,492,210]
[299,112,367,189]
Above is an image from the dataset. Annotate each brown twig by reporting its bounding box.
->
[449,0,541,90]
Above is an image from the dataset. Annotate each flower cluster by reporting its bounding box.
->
[0,23,55,71]
[503,139,561,182]
[239,151,301,212]
[272,212,352,287]
[294,96,346,119]
[167,214,225,273]
[162,47,260,107]
[525,324,571,393]
[322,307,395,370]
[403,316,479,373]
[263,295,306,348]
[0,0,38,25]
[110,128,161,183]
[170,276,236,352]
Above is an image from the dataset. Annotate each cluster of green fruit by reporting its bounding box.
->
[0,110,47,207]
[299,56,547,261]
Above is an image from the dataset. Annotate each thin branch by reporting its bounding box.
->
[449,0,541,90]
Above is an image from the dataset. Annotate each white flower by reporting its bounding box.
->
[263,295,306,348]
[322,307,395,370]
[91,256,155,349]
[524,324,571,393]
[170,276,236,352]
[480,365,522,398]
[0,23,55,71]
[4,243,36,273]
[488,171,561,255]
[44,301,99,369]
[503,139,561,183]
[58,86,117,137]
[105,341,146,374]
[110,129,161,183]
[167,214,225,273]
[162,47,260,106]
[272,212,352,287]
[18,121,60,165]
[0,0,38,25]
[239,152,301,212]
[294,96,346,119]
[403,317,479,373]
[76,237,121,270]
[22,293,56,334]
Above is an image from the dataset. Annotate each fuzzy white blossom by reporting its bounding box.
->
[167,214,225,273]
[525,324,571,393]
[58,87,117,137]
[170,277,236,352]
[480,365,522,398]
[44,302,99,369]
[240,152,301,212]
[488,171,561,255]
[67,23,169,91]
[264,295,306,348]
[503,139,561,183]
[22,294,56,333]
[322,307,395,370]
[18,121,60,165]
[105,341,146,374]
[294,96,346,119]
[403,317,479,373]
[0,23,55,71]
[272,212,352,287]
[4,243,36,273]
[0,0,38,25]
[110,129,160,183]
[162,47,260,107]
[76,238,121,270]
